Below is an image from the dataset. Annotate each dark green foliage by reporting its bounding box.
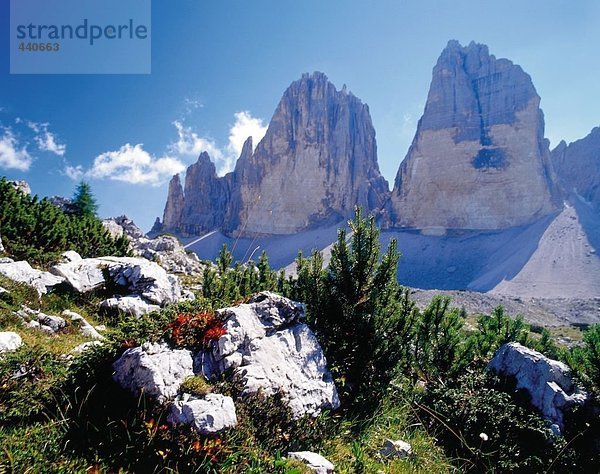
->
[200,244,279,308]
[0,178,130,264]
[68,181,98,218]
[412,296,466,381]
[416,372,577,473]
[306,209,406,395]
[468,306,530,364]
[0,346,69,424]
[567,324,600,390]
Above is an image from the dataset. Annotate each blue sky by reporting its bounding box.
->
[0,0,599,231]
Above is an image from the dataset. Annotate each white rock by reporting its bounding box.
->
[168,393,237,435]
[287,451,334,474]
[0,332,22,352]
[52,256,187,306]
[37,313,66,333]
[113,342,194,403]
[101,295,160,317]
[0,260,64,295]
[62,310,104,340]
[135,235,202,275]
[26,320,40,329]
[200,292,340,418]
[0,286,8,294]
[59,250,83,263]
[380,439,413,459]
[50,258,105,293]
[488,342,589,431]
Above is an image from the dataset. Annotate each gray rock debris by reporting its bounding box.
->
[287,451,334,474]
[488,342,589,431]
[168,393,237,435]
[200,291,340,418]
[113,342,194,403]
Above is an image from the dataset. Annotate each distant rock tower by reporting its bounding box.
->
[158,72,389,237]
[388,40,561,232]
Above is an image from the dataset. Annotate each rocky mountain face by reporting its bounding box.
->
[551,127,600,211]
[387,40,561,232]
[156,72,389,237]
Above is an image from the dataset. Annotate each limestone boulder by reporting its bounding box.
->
[200,292,340,418]
[100,295,160,317]
[0,331,22,353]
[0,260,64,295]
[113,342,194,403]
[488,342,589,431]
[168,393,237,435]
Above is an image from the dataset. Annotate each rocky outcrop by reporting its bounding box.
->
[551,127,600,211]
[50,253,191,316]
[157,72,389,237]
[51,254,187,306]
[0,259,64,295]
[62,310,104,340]
[488,342,589,431]
[380,439,413,460]
[105,216,202,275]
[113,342,194,403]
[168,393,237,435]
[199,292,340,418]
[134,235,202,275]
[102,215,146,240]
[388,41,560,232]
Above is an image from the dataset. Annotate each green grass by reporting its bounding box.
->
[322,400,453,474]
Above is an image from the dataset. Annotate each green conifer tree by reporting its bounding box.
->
[69,181,98,218]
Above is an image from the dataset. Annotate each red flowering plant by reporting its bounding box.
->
[166,311,227,350]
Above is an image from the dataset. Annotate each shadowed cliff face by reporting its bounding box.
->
[388,40,561,232]
[158,72,389,238]
[551,127,600,213]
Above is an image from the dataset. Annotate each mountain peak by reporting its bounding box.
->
[158,72,389,237]
[388,41,560,231]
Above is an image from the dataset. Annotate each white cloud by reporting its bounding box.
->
[228,111,267,158]
[170,121,224,162]
[64,164,84,181]
[0,129,33,171]
[23,120,66,156]
[67,144,185,186]
[169,111,267,176]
